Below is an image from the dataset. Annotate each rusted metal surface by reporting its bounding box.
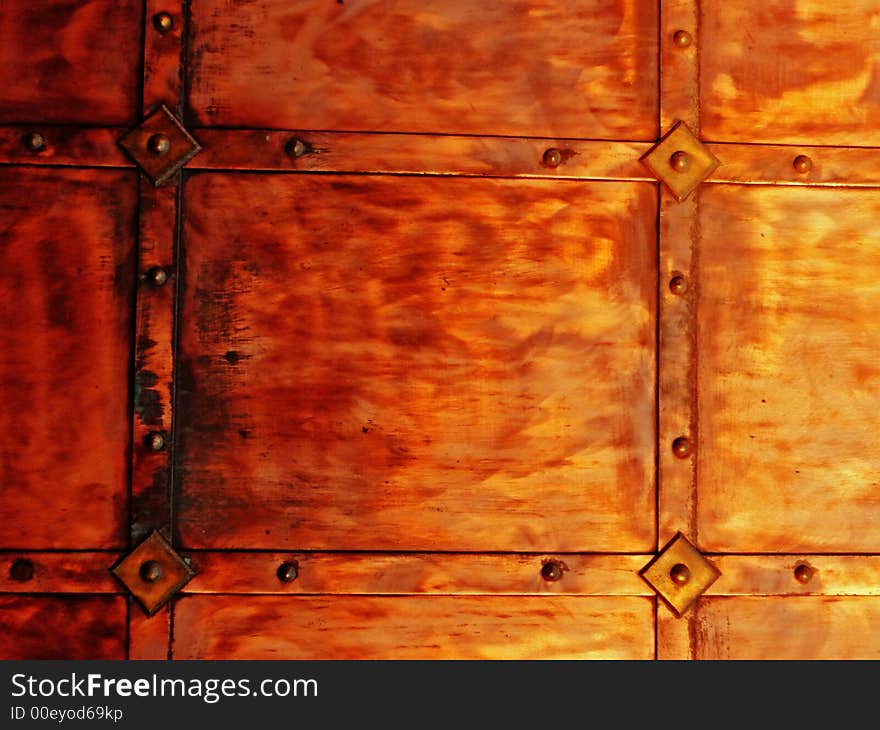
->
[0,125,131,167]
[186,0,659,140]
[4,0,880,661]
[0,167,136,550]
[641,121,720,200]
[171,595,655,659]
[142,2,184,115]
[700,0,880,146]
[640,533,721,617]
[707,556,880,596]
[655,3,701,656]
[176,174,657,552]
[0,596,127,659]
[129,603,171,660]
[15,124,880,189]
[705,143,880,187]
[191,129,653,179]
[696,185,880,553]
[185,553,649,596]
[694,597,880,659]
[129,179,177,544]
[0,0,141,125]
[0,553,122,594]
[111,531,195,616]
[660,0,699,132]
[119,105,202,186]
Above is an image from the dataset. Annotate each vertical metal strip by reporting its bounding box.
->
[128,0,185,660]
[656,0,701,660]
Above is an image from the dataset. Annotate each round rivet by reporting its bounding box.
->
[23,132,45,152]
[794,564,813,584]
[669,275,688,295]
[672,436,692,459]
[673,30,693,48]
[542,148,563,168]
[277,561,299,583]
[286,138,307,158]
[541,560,564,582]
[148,267,168,286]
[139,560,163,583]
[153,12,174,33]
[793,155,812,173]
[669,150,689,172]
[670,563,691,585]
[148,432,166,452]
[147,133,171,156]
[10,559,34,582]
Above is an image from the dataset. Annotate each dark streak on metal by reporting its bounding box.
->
[134,369,163,425]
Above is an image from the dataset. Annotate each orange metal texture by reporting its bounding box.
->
[0,596,127,659]
[694,597,880,659]
[171,595,655,659]
[186,0,659,139]
[0,0,141,125]
[176,174,657,552]
[700,0,880,146]
[0,167,137,550]
[696,185,880,552]
[186,553,650,595]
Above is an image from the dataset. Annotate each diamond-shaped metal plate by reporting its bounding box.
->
[641,121,720,201]
[118,104,201,186]
[640,532,720,617]
[111,531,195,616]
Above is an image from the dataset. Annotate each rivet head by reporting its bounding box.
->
[793,155,812,173]
[794,564,814,584]
[148,267,168,287]
[148,432,166,452]
[286,138,307,158]
[23,132,45,152]
[542,148,563,168]
[541,560,564,582]
[669,150,689,172]
[139,560,163,583]
[669,563,691,585]
[277,561,299,583]
[669,275,688,295]
[673,30,693,48]
[153,12,174,33]
[10,559,34,582]
[147,133,171,156]
[672,436,693,459]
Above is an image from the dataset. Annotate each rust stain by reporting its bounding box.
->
[700,0,880,144]
[0,0,142,125]
[187,0,658,139]
[175,173,656,552]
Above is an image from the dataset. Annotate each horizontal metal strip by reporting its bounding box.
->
[189,130,653,180]
[0,126,130,167]
[705,143,880,187]
[184,553,651,596]
[4,552,880,596]
[706,556,880,597]
[0,552,123,594]
[4,125,880,186]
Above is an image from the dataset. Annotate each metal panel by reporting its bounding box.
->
[186,0,659,139]
[171,595,654,659]
[700,0,880,145]
[696,185,880,553]
[694,597,880,659]
[0,596,127,659]
[0,167,137,549]
[176,174,657,552]
[0,0,142,125]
